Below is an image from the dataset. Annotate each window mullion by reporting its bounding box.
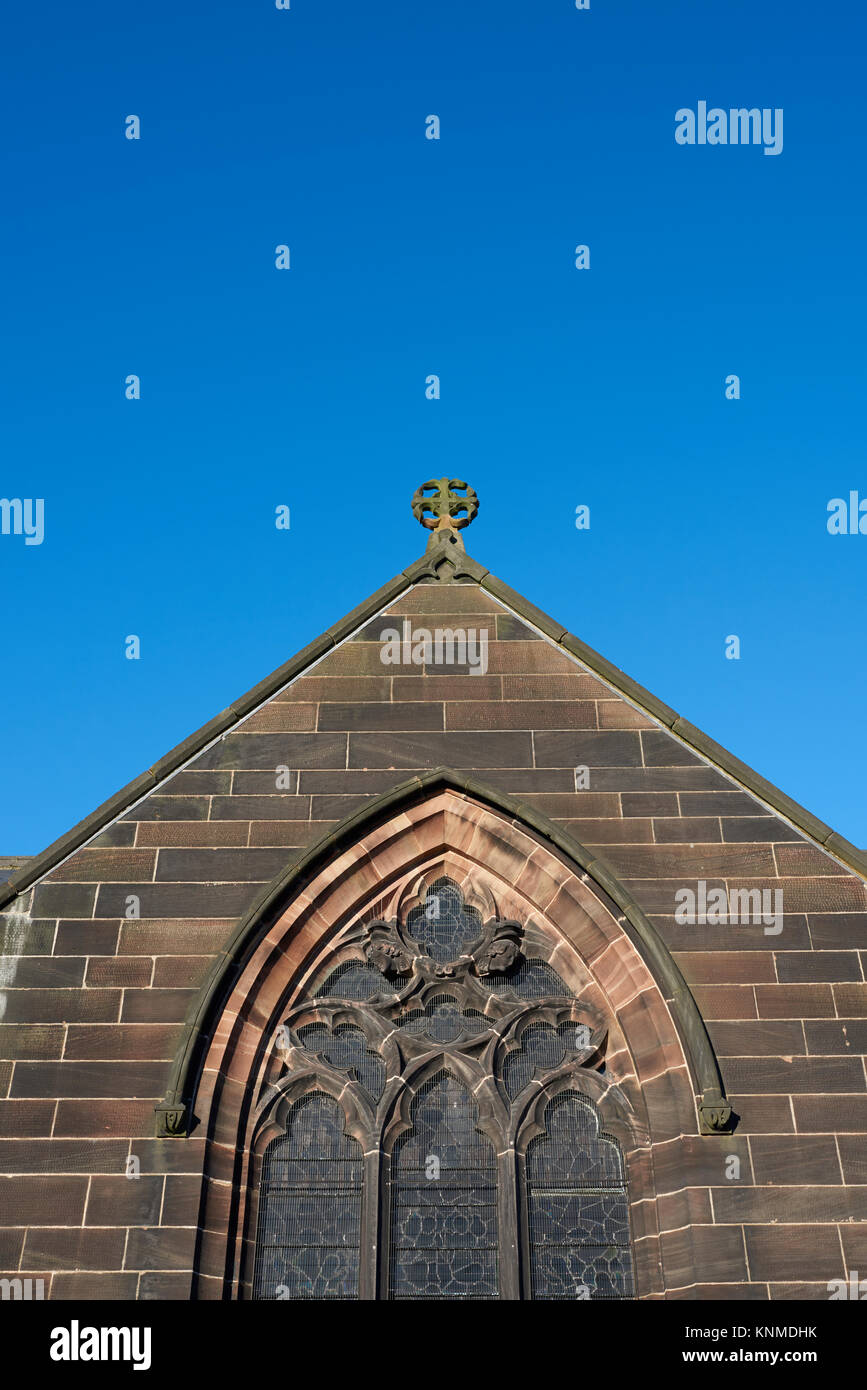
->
[498,1146,520,1300]
[359,1144,381,1301]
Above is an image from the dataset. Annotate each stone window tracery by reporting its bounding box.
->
[251,877,634,1300]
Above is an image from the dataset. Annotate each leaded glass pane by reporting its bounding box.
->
[405,877,482,963]
[315,959,390,1000]
[526,1092,633,1300]
[389,1072,499,1299]
[399,994,490,1042]
[503,1021,586,1097]
[295,1023,385,1100]
[481,958,571,998]
[252,1093,362,1300]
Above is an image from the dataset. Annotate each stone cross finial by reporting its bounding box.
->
[411,479,479,550]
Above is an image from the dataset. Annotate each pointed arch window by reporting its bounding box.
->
[252,1093,363,1300]
[389,1071,499,1300]
[250,877,634,1300]
[523,1091,632,1300]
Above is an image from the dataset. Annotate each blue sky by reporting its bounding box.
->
[1,0,865,854]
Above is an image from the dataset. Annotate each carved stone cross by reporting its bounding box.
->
[411,478,479,537]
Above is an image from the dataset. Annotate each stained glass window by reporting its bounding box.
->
[525,1092,633,1300]
[295,1023,385,1101]
[405,877,483,962]
[252,1093,362,1300]
[388,1072,499,1300]
[252,878,635,1300]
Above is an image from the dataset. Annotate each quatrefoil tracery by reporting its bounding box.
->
[363,881,522,982]
[259,879,612,1123]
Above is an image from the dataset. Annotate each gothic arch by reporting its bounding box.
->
[177,771,731,1299]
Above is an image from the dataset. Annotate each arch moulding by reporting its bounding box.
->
[167,771,732,1300]
[157,769,730,1142]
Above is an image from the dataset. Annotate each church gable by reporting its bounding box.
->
[6,491,863,921]
[4,467,864,918]
[1,478,865,1301]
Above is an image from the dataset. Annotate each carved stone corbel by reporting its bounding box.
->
[154,1099,189,1138]
[698,1092,733,1134]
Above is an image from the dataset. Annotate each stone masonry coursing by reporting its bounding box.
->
[1,580,865,1299]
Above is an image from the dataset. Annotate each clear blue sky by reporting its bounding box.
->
[2,0,865,855]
